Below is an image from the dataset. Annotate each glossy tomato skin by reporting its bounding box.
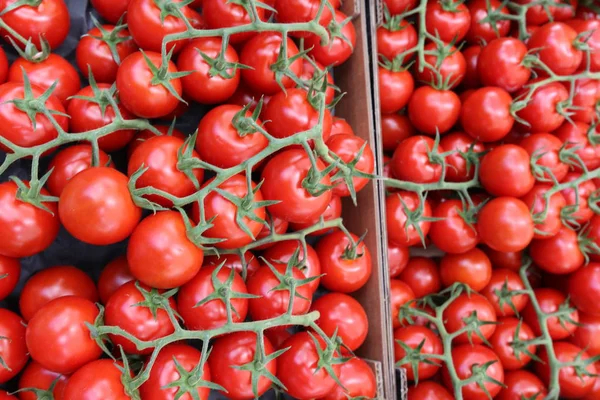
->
[386,191,432,247]
[0,0,70,49]
[520,132,568,182]
[398,257,441,298]
[572,312,600,356]
[390,279,415,328]
[527,22,582,75]
[490,317,536,370]
[0,256,19,301]
[381,113,415,152]
[18,360,68,400]
[388,242,410,278]
[116,51,183,118]
[312,293,368,351]
[440,248,492,291]
[554,121,600,172]
[442,344,505,399]
[98,255,134,305]
[384,0,417,14]
[560,173,596,223]
[203,0,264,44]
[300,60,336,105]
[415,43,466,89]
[378,67,414,114]
[393,326,443,381]
[391,135,443,184]
[569,79,600,124]
[128,211,204,289]
[76,25,137,84]
[0,309,28,384]
[376,19,417,61]
[68,84,135,152]
[477,197,534,252]
[273,0,333,38]
[59,167,141,246]
[47,144,114,197]
[429,199,479,254]
[460,86,514,142]
[425,1,470,43]
[209,332,276,400]
[20,265,98,322]
[478,37,531,92]
[0,181,59,258]
[568,19,600,71]
[321,357,377,400]
[327,134,374,197]
[479,144,535,197]
[483,246,523,271]
[178,37,240,104]
[0,48,7,84]
[516,80,569,132]
[306,10,356,66]
[0,82,68,150]
[90,0,130,23]
[127,125,186,158]
[443,292,497,344]
[289,195,342,237]
[408,86,461,135]
[261,148,332,224]
[26,296,101,374]
[63,359,131,400]
[8,54,80,106]
[497,370,547,400]
[440,132,484,182]
[407,381,453,400]
[140,344,210,400]
[466,0,511,44]
[177,264,248,331]
[128,135,204,207]
[529,227,584,275]
[481,268,529,317]
[203,252,260,279]
[276,332,341,400]
[263,240,321,293]
[522,288,578,340]
[568,263,600,316]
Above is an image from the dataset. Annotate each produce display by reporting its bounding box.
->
[0,0,381,399]
[378,0,600,399]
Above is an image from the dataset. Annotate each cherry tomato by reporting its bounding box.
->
[391,135,443,184]
[326,134,375,197]
[386,191,432,247]
[479,144,535,197]
[300,59,336,106]
[522,288,578,340]
[440,131,484,182]
[203,252,260,279]
[378,67,414,114]
[554,121,600,172]
[477,197,534,252]
[481,268,529,317]
[203,0,264,44]
[569,263,600,316]
[521,132,569,181]
[0,309,28,384]
[90,0,130,23]
[18,360,68,400]
[407,381,453,400]
[460,86,514,142]
[560,173,597,224]
[482,246,523,271]
[489,317,536,370]
[530,227,584,275]
[263,240,321,294]
[127,125,186,158]
[306,10,356,66]
[63,359,130,400]
[515,80,569,132]
[429,199,479,254]
[408,86,461,135]
[398,257,441,298]
[312,293,368,351]
[97,255,134,305]
[461,45,482,89]
[393,325,443,381]
[321,357,377,400]
[466,0,511,44]
[573,312,600,356]
[415,43,466,88]
[440,248,491,291]
[384,0,417,14]
[390,279,415,329]
[443,292,497,344]
[425,0,471,43]
[289,195,343,237]
[497,370,547,400]
[0,256,19,301]
[388,242,410,278]
[478,37,531,92]
[527,22,582,75]
[570,79,600,124]
[377,19,418,61]
[381,113,415,152]
[254,214,290,249]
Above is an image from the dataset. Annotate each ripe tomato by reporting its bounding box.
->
[203,252,260,278]
[388,242,410,278]
[481,268,529,317]
[127,125,186,158]
[390,279,415,328]
[300,59,336,106]
[572,312,600,356]
[415,43,466,88]
[140,344,210,400]
[209,332,276,400]
[378,67,414,114]
[254,214,290,249]
[391,135,443,184]
[393,326,443,381]
[316,230,372,293]
[489,317,536,370]
[203,0,264,43]
[479,144,535,197]
[19,265,98,322]
[554,121,600,172]
[128,135,204,207]
[128,211,204,289]
[460,86,514,142]
[327,134,374,196]
[398,257,441,297]
[98,255,134,305]
[536,342,597,399]
[497,370,547,400]
[521,132,569,181]
[515,80,569,132]
[312,293,368,351]
[425,0,471,43]
[377,19,417,61]
[8,54,80,106]
[90,0,130,23]
[247,261,311,321]
[462,45,481,89]
[384,0,417,14]
[0,309,28,384]
[560,173,597,223]
[263,240,321,293]
[0,181,59,258]
[478,38,531,92]
[26,296,101,374]
[587,215,600,263]
[407,381,453,400]
[0,256,19,301]
[0,0,70,49]
[386,191,432,247]
[76,24,137,84]
[276,332,341,399]
[177,38,240,104]
[569,263,600,316]
[429,199,479,254]
[477,197,534,252]
[59,167,141,246]
[116,51,183,118]
[522,184,566,239]
[465,0,511,44]
[273,0,334,34]
[18,360,68,400]
[261,148,332,224]
[0,48,7,84]
[482,246,523,271]
[68,84,135,152]
[440,248,491,291]
[381,113,415,152]
[0,391,14,400]
[321,357,377,400]
[522,288,578,340]
[440,132,484,182]
[527,22,582,75]
[306,10,356,66]
[569,79,600,124]
[289,195,342,236]
[443,292,497,344]
[63,359,130,400]
[408,86,461,135]
[530,227,584,275]
[0,82,68,150]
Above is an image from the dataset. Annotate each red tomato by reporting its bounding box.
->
[18,361,68,400]
[26,296,101,374]
[0,82,68,150]
[462,46,482,90]
[527,22,582,75]
[554,121,600,172]
[398,257,441,298]
[273,0,334,38]
[407,381,453,400]
[128,211,204,289]
[316,230,372,293]
[127,125,186,158]
[478,38,531,92]
[140,344,210,400]
[391,136,443,184]
[381,113,415,152]
[407,86,461,135]
[465,0,511,44]
[253,214,289,250]
[378,67,414,114]
[289,195,342,236]
[481,268,529,317]
[19,265,98,322]
[479,144,535,197]
[116,51,183,118]
[388,242,410,278]
[63,359,130,400]
[0,256,19,301]
[560,173,597,224]
[536,343,597,399]
[177,37,241,104]
[530,227,584,275]
[442,344,504,399]
[321,357,377,400]
[415,43,466,88]
[97,255,134,305]
[489,317,536,370]
[325,134,375,197]
[517,0,577,25]
[570,79,600,124]
[90,0,130,23]
[263,240,321,293]
[376,19,418,61]
[300,60,336,106]
[477,197,534,252]
[429,199,479,254]
[522,184,566,239]
[440,248,492,291]
[0,309,28,384]
[425,0,471,43]
[0,181,59,258]
[59,167,141,246]
[390,279,415,329]
[393,326,443,381]
[569,263,600,316]
[306,10,356,66]
[521,132,569,182]
[203,252,260,278]
[497,370,547,400]
[515,80,569,132]
[522,288,578,340]
[482,246,523,271]
[312,293,368,351]
[573,312,600,356]
[386,191,432,247]
[276,332,341,399]
[460,86,514,142]
[203,0,264,44]
[587,215,600,262]
[0,0,70,49]
[384,0,417,14]
[0,392,14,400]
[443,292,497,344]
[440,131,484,182]
[0,48,7,84]
[261,148,332,224]
[209,332,276,400]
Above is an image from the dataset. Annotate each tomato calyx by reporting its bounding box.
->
[492,281,528,316]
[232,100,263,137]
[340,231,367,261]
[459,310,498,343]
[0,0,44,16]
[506,320,541,362]
[131,281,179,320]
[270,37,311,92]
[113,350,142,400]
[578,226,600,263]
[151,0,194,22]
[196,47,250,80]
[468,360,505,391]
[394,339,442,385]
[11,175,58,213]
[380,6,413,33]
[301,150,335,196]
[8,36,52,63]
[397,192,439,246]
[161,353,223,397]
[141,48,191,103]
[379,53,412,73]
[307,330,349,388]
[323,12,354,49]
[13,377,60,400]
[439,0,466,13]
[175,133,204,189]
[263,252,320,301]
[86,15,132,65]
[69,71,121,122]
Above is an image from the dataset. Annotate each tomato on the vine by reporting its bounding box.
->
[391,135,443,184]
[527,22,582,76]
[414,43,466,88]
[460,86,514,142]
[572,312,600,357]
[0,309,28,384]
[477,197,534,252]
[568,263,600,316]
[203,252,260,278]
[440,248,492,291]
[381,113,415,152]
[377,19,417,61]
[398,257,441,298]
[63,359,131,400]
[497,370,548,400]
[263,240,321,293]
[388,242,410,279]
[203,0,265,44]
[443,292,497,344]
[530,227,584,274]
[386,191,432,247]
[326,133,375,197]
[489,317,536,370]
[98,255,134,305]
[90,0,129,23]
[478,37,531,92]
[390,279,415,329]
[465,0,511,44]
[393,325,443,381]
[440,131,484,182]
[378,66,414,114]
[481,268,529,317]
[18,361,68,400]
[408,86,461,135]
[425,0,471,43]
[515,80,569,132]
[312,293,368,351]
[479,144,535,197]
[407,381,453,400]
[306,10,356,66]
[429,199,479,254]
[522,288,578,340]
[321,357,377,400]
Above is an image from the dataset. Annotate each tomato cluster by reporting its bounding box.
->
[380,0,600,399]
[0,0,380,399]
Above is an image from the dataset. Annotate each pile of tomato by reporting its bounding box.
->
[379,0,600,399]
[0,0,383,399]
